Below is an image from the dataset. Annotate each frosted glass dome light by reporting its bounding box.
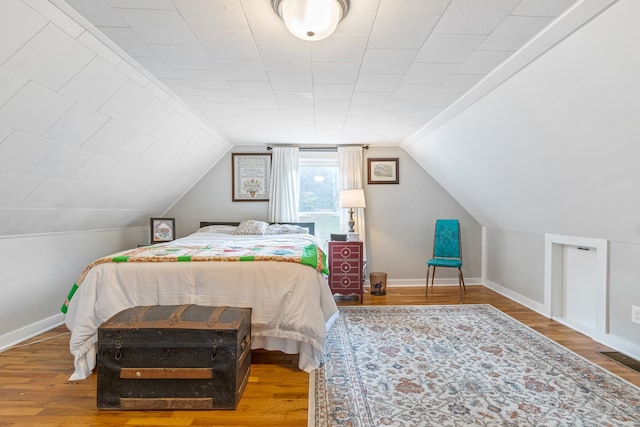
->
[273,0,349,41]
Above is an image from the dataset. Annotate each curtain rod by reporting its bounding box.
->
[266,145,369,152]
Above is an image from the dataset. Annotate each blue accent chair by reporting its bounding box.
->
[426,219,466,303]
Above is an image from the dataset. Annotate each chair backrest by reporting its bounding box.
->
[433,219,461,258]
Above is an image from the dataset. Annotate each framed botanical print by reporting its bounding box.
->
[367,158,399,184]
[150,218,175,243]
[232,153,271,201]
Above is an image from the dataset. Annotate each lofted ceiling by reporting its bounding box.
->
[61,0,579,146]
[0,0,585,237]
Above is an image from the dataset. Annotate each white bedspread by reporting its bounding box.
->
[64,232,338,380]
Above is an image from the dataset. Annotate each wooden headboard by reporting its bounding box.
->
[199,221,315,236]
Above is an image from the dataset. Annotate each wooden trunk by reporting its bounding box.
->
[97,304,251,410]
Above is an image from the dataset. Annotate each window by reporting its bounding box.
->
[298,151,340,245]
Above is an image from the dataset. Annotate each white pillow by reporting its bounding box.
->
[196,225,237,234]
[266,224,310,235]
[232,220,269,235]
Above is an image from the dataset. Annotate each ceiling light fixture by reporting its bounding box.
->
[272,0,349,41]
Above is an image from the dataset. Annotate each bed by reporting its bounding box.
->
[62,220,339,381]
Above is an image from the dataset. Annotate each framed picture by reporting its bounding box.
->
[367,158,399,184]
[150,218,175,243]
[232,153,271,201]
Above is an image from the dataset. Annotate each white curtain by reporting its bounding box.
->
[268,147,299,222]
[338,146,367,260]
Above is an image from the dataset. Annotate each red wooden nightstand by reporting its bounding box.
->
[327,241,363,303]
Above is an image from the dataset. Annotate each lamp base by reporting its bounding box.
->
[347,232,359,242]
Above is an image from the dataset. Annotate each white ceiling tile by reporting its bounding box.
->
[23,0,85,38]
[77,31,122,67]
[114,8,199,45]
[104,160,142,188]
[43,103,109,146]
[268,72,312,92]
[151,44,216,69]
[392,84,438,100]
[70,153,119,184]
[369,14,438,48]
[128,98,173,133]
[0,82,74,135]
[313,85,355,100]
[378,0,451,15]
[104,0,175,9]
[229,81,274,98]
[314,99,350,112]
[361,49,417,74]
[0,131,58,174]
[60,57,128,109]
[136,141,183,168]
[275,91,313,106]
[312,35,369,62]
[0,125,11,142]
[160,78,198,95]
[173,0,248,30]
[434,0,521,34]
[64,0,128,27]
[135,57,181,78]
[113,131,155,160]
[197,30,260,60]
[116,61,149,86]
[0,172,44,207]
[242,97,279,110]
[99,80,153,123]
[313,63,360,85]
[30,144,93,179]
[0,0,47,64]
[479,16,554,51]
[98,27,157,57]
[421,92,461,107]
[415,34,486,63]
[216,59,268,81]
[512,0,577,17]
[259,47,312,73]
[151,111,188,141]
[438,74,484,93]
[168,121,201,147]
[456,50,513,74]
[0,67,28,108]
[355,74,403,92]
[178,69,230,89]
[402,63,459,85]
[4,23,94,91]
[347,104,385,116]
[81,119,136,154]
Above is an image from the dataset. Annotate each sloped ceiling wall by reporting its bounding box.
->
[404,0,640,244]
[0,0,231,237]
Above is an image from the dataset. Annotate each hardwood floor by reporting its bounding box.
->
[1,285,638,426]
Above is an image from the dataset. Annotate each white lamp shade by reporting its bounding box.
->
[277,0,344,41]
[339,189,366,208]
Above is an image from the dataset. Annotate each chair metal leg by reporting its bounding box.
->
[458,268,465,304]
[431,266,436,289]
[425,266,430,298]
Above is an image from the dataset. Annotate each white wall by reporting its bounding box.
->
[404,0,640,357]
[167,145,483,285]
[0,226,146,349]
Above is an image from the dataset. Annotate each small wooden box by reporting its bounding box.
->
[97,304,251,410]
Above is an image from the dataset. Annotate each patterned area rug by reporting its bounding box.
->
[310,305,640,426]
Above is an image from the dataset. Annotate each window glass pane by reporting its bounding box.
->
[298,151,340,245]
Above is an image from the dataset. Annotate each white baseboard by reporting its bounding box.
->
[0,313,65,351]
[365,278,483,288]
[483,279,640,363]
[482,279,547,315]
